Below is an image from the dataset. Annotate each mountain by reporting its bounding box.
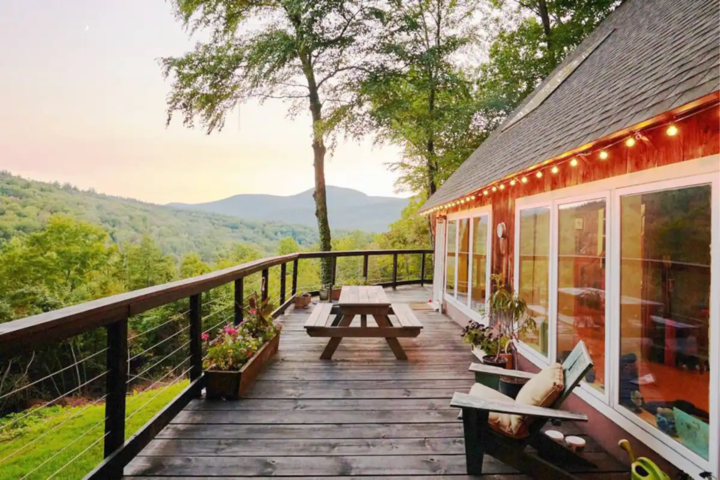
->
[0,172,321,260]
[168,186,409,232]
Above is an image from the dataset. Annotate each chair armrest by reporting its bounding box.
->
[469,363,536,380]
[450,392,588,422]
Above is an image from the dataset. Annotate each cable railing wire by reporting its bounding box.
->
[128,309,191,342]
[126,340,191,385]
[47,430,110,480]
[0,393,108,465]
[0,370,109,433]
[128,324,191,363]
[126,356,191,404]
[125,365,192,423]
[0,347,108,401]
[20,414,108,479]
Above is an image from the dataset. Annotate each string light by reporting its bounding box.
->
[420,103,712,215]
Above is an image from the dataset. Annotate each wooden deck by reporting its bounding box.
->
[125,286,628,479]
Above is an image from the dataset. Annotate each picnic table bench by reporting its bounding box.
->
[303,286,423,359]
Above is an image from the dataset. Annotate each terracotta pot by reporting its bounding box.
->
[294,293,312,308]
[331,288,342,301]
[205,333,280,400]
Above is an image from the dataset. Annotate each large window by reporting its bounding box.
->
[471,216,489,310]
[517,207,550,356]
[557,199,607,394]
[619,184,711,460]
[444,212,491,312]
[513,164,719,472]
[446,221,456,296]
[457,219,471,304]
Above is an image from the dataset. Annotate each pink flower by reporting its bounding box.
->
[201,333,210,342]
[224,326,238,336]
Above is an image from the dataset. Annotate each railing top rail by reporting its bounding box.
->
[0,249,432,357]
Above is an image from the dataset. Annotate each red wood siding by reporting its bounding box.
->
[435,103,720,288]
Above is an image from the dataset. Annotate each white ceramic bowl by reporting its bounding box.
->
[565,435,586,452]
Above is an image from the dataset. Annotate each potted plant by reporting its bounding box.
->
[203,293,283,400]
[294,292,312,308]
[465,274,536,396]
[461,321,510,368]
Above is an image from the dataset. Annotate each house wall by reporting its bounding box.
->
[434,102,720,476]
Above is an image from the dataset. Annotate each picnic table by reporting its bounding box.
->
[304,286,422,360]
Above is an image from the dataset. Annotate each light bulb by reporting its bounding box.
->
[521,177,528,184]
[625,137,636,147]
[499,184,505,190]
[483,190,489,196]
[667,124,678,136]
[492,186,497,192]
[599,150,609,160]
[570,158,579,167]
[536,171,543,178]
[510,180,516,186]
[551,166,559,174]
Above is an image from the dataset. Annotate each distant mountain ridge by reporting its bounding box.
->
[168,186,409,232]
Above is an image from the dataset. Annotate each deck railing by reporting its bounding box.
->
[0,248,433,479]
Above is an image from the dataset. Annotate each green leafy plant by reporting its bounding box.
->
[202,293,282,371]
[461,321,510,356]
[471,274,536,362]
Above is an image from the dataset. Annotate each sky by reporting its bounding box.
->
[0,0,407,204]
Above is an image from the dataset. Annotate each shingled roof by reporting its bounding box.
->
[422,0,720,212]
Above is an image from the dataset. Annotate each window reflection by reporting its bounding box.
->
[471,216,489,311]
[446,221,456,296]
[518,207,550,355]
[557,199,606,393]
[457,219,470,304]
[619,185,711,459]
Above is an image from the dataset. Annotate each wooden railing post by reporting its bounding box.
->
[189,294,203,384]
[420,253,426,286]
[234,278,244,326]
[261,268,269,302]
[330,256,337,287]
[392,253,398,290]
[292,258,299,295]
[362,254,369,284]
[104,317,128,461]
[280,262,287,304]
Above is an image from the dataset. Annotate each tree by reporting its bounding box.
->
[161,0,375,287]
[125,235,177,289]
[360,0,490,199]
[479,0,619,118]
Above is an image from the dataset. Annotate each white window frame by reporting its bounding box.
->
[514,201,554,366]
[513,154,720,477]
[445,206,493,323]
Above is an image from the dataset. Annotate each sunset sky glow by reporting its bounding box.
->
[0,0,407,204]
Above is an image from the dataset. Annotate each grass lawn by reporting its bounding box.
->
[0,380,188,480]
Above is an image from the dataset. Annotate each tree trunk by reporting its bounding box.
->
[537,0,553,59]
[305,69,333,288]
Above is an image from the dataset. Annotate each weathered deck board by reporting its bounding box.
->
[126,286,628,479]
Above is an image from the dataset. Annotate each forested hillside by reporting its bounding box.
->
[0,171,319,259]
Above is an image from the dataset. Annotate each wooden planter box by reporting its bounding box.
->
[204,333,280,400]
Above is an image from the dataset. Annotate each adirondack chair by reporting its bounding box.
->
[450,341,594,479]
